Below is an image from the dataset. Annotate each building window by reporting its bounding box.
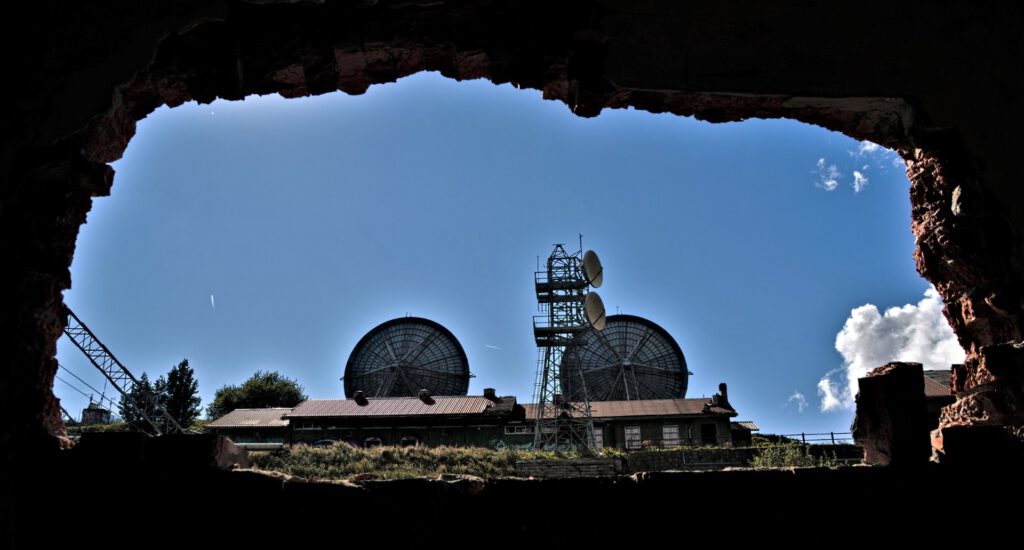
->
[625,426,641,450]
[593,427,604,450]
[296,421,320,431]
[504,425,535,435]
[662,425,680,448]
[701,423,717,446]
[364,437,383,448]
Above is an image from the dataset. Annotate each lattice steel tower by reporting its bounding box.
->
[531,240,606,452]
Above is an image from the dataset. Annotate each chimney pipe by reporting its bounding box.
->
[483,388,502,403]
[418,388,435,405]
[716,383,732,409]
[354,390,368,406]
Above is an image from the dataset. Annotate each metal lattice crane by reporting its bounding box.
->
[60,405,77,425]
[62,306,185,435]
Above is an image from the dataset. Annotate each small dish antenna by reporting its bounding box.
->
[583,250,603,288]
[585,292,607,330]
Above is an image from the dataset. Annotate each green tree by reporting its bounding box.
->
[119,372,156,432]
[116,360,202,433]
[163,358,202,427]
[207,370,307,419]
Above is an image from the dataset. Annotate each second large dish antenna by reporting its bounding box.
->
[585,292,606,330]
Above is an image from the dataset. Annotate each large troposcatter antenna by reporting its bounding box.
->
[343,317,470,398]
[531,238,605,452]
[561,314,691,402]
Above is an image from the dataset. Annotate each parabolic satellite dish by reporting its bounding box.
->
[585,292,606,331]
[560,314,689,402]
[583,250,603,288]
[344,317,470,398]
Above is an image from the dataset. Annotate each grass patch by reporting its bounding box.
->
[750,443,842,469]
[248,444,621,480]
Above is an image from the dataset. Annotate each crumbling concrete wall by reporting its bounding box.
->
[9,433,1021,545]
[515,458,623,478]
[5,2,1024,537]
[10,0,1024,455]
[854,362,931,466]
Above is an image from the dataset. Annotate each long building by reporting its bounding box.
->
[207,383,752,450]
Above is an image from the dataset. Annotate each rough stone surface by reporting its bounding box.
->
[6,0,1024,454]
[853,362,930,466]
[931,424,1024,466]
[5,433,1023,545]
[6,1,1024,537]
[515,458,623,478]
[76,432,249,470]
[627,448,756,472]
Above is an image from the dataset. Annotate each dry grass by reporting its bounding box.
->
[248,443,581,480]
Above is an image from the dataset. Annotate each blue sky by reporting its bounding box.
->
[56,72,959,436]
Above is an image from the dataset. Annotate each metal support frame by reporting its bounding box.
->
[531,244,597,452]
[60,405,77,424]
[62,307,185,434]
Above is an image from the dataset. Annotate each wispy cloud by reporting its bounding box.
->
[788,391,808,413]
[857,141,880,155]
[853,170,869,193]
[818,287,965,412]
[848,140,906,173]
[816,158,841,191]
[484,344,503,351]
[210,294,216,309]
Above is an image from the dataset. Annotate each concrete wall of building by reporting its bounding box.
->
[212,428,288,445]
[287,423,532,449]
[602,418,734,449]
[221,416,735,450]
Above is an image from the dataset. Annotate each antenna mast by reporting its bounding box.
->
[531,241,605,452]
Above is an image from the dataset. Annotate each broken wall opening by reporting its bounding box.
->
[7,0,1024,471]
[56,71,940,444]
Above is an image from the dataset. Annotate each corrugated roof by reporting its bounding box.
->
[207,408,292,429]
[286,396,499,418]
[923,371,953,397]
[923,369,952,385]
[732,421,759,431]
[522,398,736,420]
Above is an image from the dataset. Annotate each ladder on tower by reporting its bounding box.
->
[62,306,185,435]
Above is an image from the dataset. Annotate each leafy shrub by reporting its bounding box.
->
[750,443,840,469]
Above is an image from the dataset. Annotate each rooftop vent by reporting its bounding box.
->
[483,388,502,403]
[418,388,435,405]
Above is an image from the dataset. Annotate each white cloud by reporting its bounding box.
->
[818,287,966,412]
[853,170,869,193]
[846,140,907,174]
[484,344,503,351]
[817,371,846,411]
[788,391,808,413]
[858,141,880,155]
[816,158,841,191]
